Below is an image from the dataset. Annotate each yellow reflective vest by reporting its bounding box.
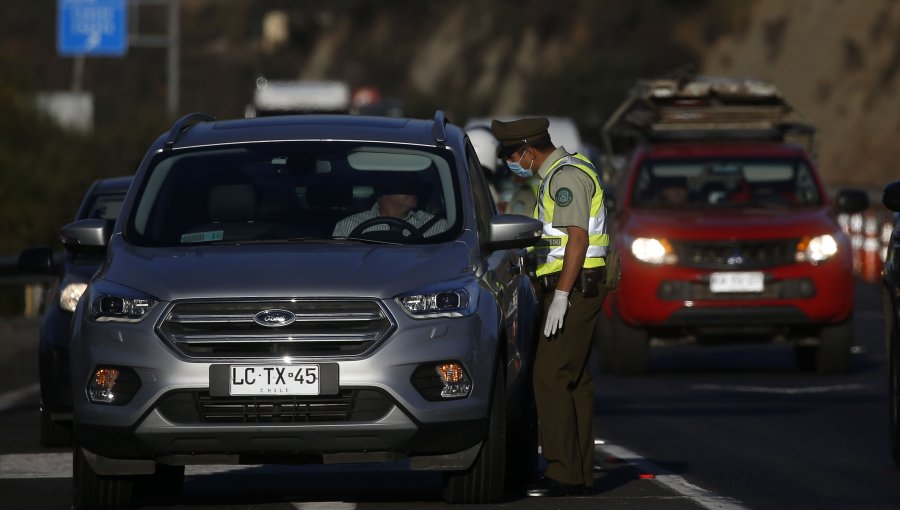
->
[534,153,609,277]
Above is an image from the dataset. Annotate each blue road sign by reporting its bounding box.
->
[58,0,128,56]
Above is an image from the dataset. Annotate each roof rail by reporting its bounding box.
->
[164,113,216,150]
[432,110,448,145]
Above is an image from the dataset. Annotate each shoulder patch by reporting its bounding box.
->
[555,187,573,206]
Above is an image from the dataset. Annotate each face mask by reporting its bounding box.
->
[507,151,533,178]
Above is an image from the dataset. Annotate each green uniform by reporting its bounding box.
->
[532,147,608,488]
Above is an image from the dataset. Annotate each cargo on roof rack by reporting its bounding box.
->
[602,74,817,179]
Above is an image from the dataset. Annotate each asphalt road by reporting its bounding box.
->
[0,280,897,509]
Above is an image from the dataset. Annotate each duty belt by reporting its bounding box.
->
[538,267,606,297]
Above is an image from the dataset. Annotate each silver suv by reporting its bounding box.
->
[67,112,543,508]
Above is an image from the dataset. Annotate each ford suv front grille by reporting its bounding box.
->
[671,239,798,269]
[158,300,393,359]
[156,389,393,424]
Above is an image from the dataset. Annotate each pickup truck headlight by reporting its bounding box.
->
[88,280,159,323]
[631,237,677,265]
[796,234,839,264]
[59,282,88,313]
[396,280,479,319]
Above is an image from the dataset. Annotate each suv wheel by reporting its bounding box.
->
[40,407,73,447]
[611,311,650,375]
[136,464,184,505]
[443,363,506,503]
[816,321,853,374]
[73,435,135,510]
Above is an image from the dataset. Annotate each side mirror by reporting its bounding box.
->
[835,188,869,214]
[17,246,55,274]
[486,214,543,251]
[884,180,900,213]
[61,219,110,250]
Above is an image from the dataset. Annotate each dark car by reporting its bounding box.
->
[64,112,543,508]
[18,176,132,447]
[881,180,900,466]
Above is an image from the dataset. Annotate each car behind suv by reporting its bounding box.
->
[66,112,543,508]
[598,76,869,374]
[18,176,132,447]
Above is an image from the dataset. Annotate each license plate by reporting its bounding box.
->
[709,272,764,293]
[229,365,320,396]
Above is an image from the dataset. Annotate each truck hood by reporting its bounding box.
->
[99,237,476,301]
[620,206,840,240]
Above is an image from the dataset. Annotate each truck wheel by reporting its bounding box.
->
[72,436,135,510]
[793,345,816,372]
[816,321,853,374]
[593,311,615,373]
[40,407,73,447]
[443,363,506,504]
[611,313,650,375]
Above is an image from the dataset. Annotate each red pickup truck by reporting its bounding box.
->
[598,75,869,374]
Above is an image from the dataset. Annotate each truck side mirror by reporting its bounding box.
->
[835,188,869,214]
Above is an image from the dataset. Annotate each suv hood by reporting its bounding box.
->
[622,207,839,239]
[100,238,475,301]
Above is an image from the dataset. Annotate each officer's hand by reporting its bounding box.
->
[544,290,570,337]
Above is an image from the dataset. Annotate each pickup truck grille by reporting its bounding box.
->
[671,239,798,269]
[157,389,393,424]
[158,299,393,359]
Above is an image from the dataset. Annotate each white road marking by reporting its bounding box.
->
[0,383,39,413]
[291,504,356,510]
[691,383,866,395]
[597,442,750,510]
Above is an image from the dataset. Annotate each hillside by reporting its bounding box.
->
[0,0,896,255]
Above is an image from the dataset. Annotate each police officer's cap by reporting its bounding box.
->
[491,117,551,159]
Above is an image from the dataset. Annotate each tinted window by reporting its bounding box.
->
[83,193,126,220]
[127,142,462,246]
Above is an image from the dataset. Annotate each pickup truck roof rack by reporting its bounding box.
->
[164,113,217,150]
[602,73,816,178]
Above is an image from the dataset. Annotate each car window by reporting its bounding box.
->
[127,141,463,246]
[84,193,126,220]
[632,157,822,208]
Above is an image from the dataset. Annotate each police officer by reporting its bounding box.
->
[491,117,609,497]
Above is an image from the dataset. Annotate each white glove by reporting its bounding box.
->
[544,290,570,337]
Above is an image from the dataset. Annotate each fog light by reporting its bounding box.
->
[411,362,472,401]
[88,366,141,405]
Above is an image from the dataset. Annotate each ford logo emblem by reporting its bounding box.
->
[253,309,296,327]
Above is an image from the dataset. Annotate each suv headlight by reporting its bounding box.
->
[631,237,677,265]
[396,279,479,319]
[59,282,88,313]
[796,234,839,264]
[88,280,159,323]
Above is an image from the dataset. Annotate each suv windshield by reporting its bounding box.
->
[632,157,822,208]
[127,141,462,246]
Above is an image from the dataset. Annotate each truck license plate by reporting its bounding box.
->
[709,272,764,293]
[229,365,320,396]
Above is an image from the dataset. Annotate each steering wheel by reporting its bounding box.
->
[347,216,424,240]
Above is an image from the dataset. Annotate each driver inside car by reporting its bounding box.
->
[332,176,448,239]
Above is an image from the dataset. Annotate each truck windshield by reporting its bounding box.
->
[632,157,822,208]
[127,141,462,246]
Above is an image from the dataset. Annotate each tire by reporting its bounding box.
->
[72,436,135,510]
[135,464,184,505]
[40,407,73,447]
[443,364,506,504]
[817,321,853,374]
[505,396,538,497]
[793,345,817,372]
[610,312,650,375]
[888,315,900,467]
[593,310,615,373]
